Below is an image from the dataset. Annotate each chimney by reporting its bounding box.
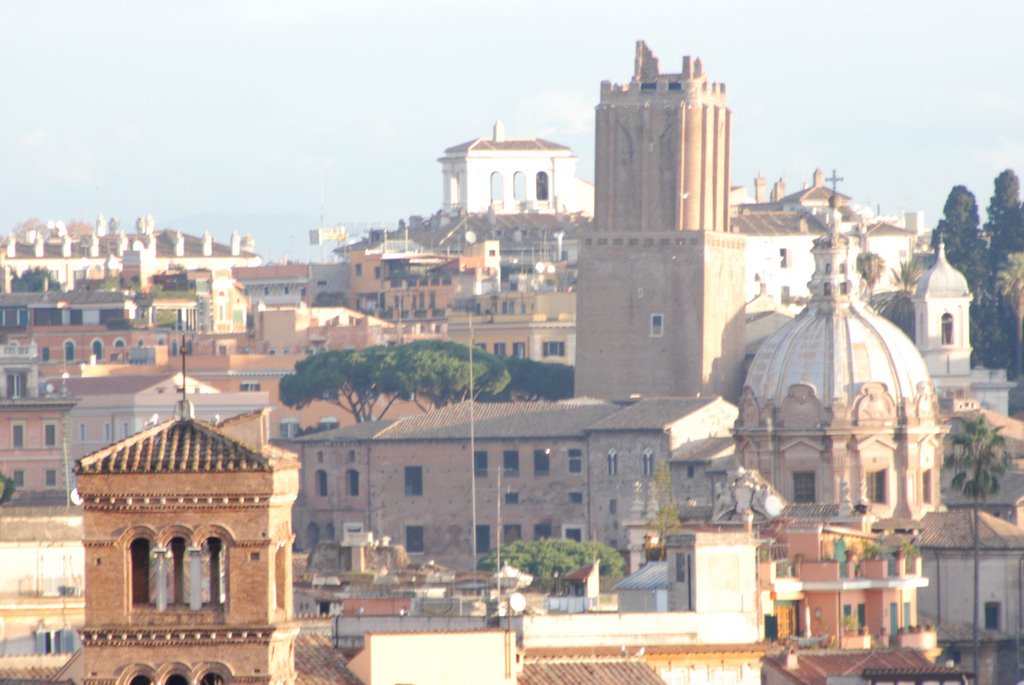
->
[241,234,256,253]
[61,234,71,258]
[96,214,107,237]
[202,231,213,257]
[754,174,767,203]
[175,231,185,257]
[785,648,798,670]
[771,179,786,203]
[813,168,824,188]
[230,230,241,257]
[117,231,128,257]
[89,235,99,258]
[6,237,15,259]
[492,120,505,143]
[34,234,44,258]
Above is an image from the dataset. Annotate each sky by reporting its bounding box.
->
[2,1,1023,262]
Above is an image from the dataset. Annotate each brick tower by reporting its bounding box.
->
[575,41,745,401]
[75,409,300,685]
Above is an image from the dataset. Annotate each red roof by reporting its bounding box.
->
[763,649,963,685]
[294,633,364,685]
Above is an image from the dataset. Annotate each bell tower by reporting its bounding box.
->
[75,416,300,685]
[575,41,745,401]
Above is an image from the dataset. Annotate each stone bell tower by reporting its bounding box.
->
[575,41,745,401]
[75,413,300,685]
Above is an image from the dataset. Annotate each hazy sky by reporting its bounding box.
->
[2,1,1023,261]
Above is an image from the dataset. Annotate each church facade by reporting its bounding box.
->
[575,41,746,402]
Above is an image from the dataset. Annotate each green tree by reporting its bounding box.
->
[481,357,574,402]
[11,267,60,293]
[932,185,989,297]
[0,471,15,506]
[986,169,1024,258]
[647,462,681,559]
[477,538,625,589]
[396,340,509,410]
[280,347,403,423]
[946,414,1009,677]
[996,253,1024,378]
[871,259,924,338]
[856,252,886,299]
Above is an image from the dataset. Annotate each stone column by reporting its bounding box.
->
[189,546,202,610]
[155,547,168,611]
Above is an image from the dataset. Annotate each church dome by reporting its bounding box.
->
[914,242,969,299]
[744,221,933,413]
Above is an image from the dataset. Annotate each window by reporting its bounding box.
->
[103,422,111,442]
[41,347,49,362]
[867,469,887,504]
[642,449,654,477]
[534,449,550,477]
[513,171,526,204]
[476,525,491,553]
[130,538,151,606]
[793,472,815,503]
[563,527,583,542]
[79,423,86,442]
[779,248,790,268]
[12,470,23,487]
[609,498,617,514]
[493,342,507,357]
[91,339,103,361]
[405,525,424,553]
[503,450,519,477]
[474,451,488,478]
[64,341,75,362]
[607,450,618,476]
[534,523,552,539]
[355,263,363,277]
[346,469,359,497]
[241,382,261,392]
[505,491,519,505]
[45,470,56,487]
[651,314,664,338]
[686,465,695,479]
[504,524,522,543]
[985,601,1001,630]
[6,372,25,399]
[542,340,565,357]
[568,449,582,474]
[536,172,549,201]
[11,423,24,448]
[404,466,423,496]
[569,492,583,504]
[922,468,933,504]
[513,342,526,358]
[490,172,504,204]
[941,313,954,345]
[316,469,328,497]
[348,450,356,463]
[44,423,57,448]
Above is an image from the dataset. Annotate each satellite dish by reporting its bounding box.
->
[465,230,477,244]
[46,220,56,230]
[764,495,783,518]
[508,592,527,614]
[70,488,83,506]
[131,240,144,251]
[535,261,546,274]
[44,383,54,395]
[55,220,66,233]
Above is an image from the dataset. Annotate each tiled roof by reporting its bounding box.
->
[0,654,73,683]
[77,418,292,474]
[526,645,767,658]
[296,420,395,443]
[614,561,668,591]
[0,510,80,543]
[782,503,841,520]
[233,264,310,281]
[519,659,664,685]
[586,397,716,431]
[938,620,1014,642]
[375,399,619,441]
[763,649,950,685]
[444,137,571,154]
[671,437,734,463]
[917,510,1024,550]
[295,632,365,685]
[942,469,1024,507]
[864,221,915,237]
[779,185,851,205]
[733,212,828,237]
[563,563,596,582]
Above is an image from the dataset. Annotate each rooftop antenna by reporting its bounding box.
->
[174,334,194,420]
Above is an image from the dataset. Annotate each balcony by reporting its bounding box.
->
[894,625,937,650]
[769,553,926,592]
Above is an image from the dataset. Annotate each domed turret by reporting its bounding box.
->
[735,197,944,519]
[915,242,969,299]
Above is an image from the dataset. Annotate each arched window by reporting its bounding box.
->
[490,172,504,204]
[325,522,336,541]
[607,450,618,476]
[346,469,360,497]
[91,339,103,361]
[166,675,189,685]
[642,449,654,477]
[203,537,225,606]
[941,313,954,345]
[169,537,187,605]
[129,677,153,685]
[64,340,75,362]
[316,469,328,497]
[306,522,320,550]
[513,171,527,204]
[536,172,550,201]
[129,538,152,607]
[200,673,226,685]
[114,338,126,349]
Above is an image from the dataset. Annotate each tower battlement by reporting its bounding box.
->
[599,41,727,104]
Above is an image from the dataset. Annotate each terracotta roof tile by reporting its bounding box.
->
[519,659,664,685]
[0,654,73,683]
[733,212,828,237]
[586,397,715,431]
[762,649,955,685]
[917,510,1024,550]
[295,632,364,685]
[77,418,291,474]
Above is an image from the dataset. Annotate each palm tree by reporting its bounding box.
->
[871,259,925,338]
[996,252,1024,378]
[945,414,1009,679]
[856,251,886,300]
